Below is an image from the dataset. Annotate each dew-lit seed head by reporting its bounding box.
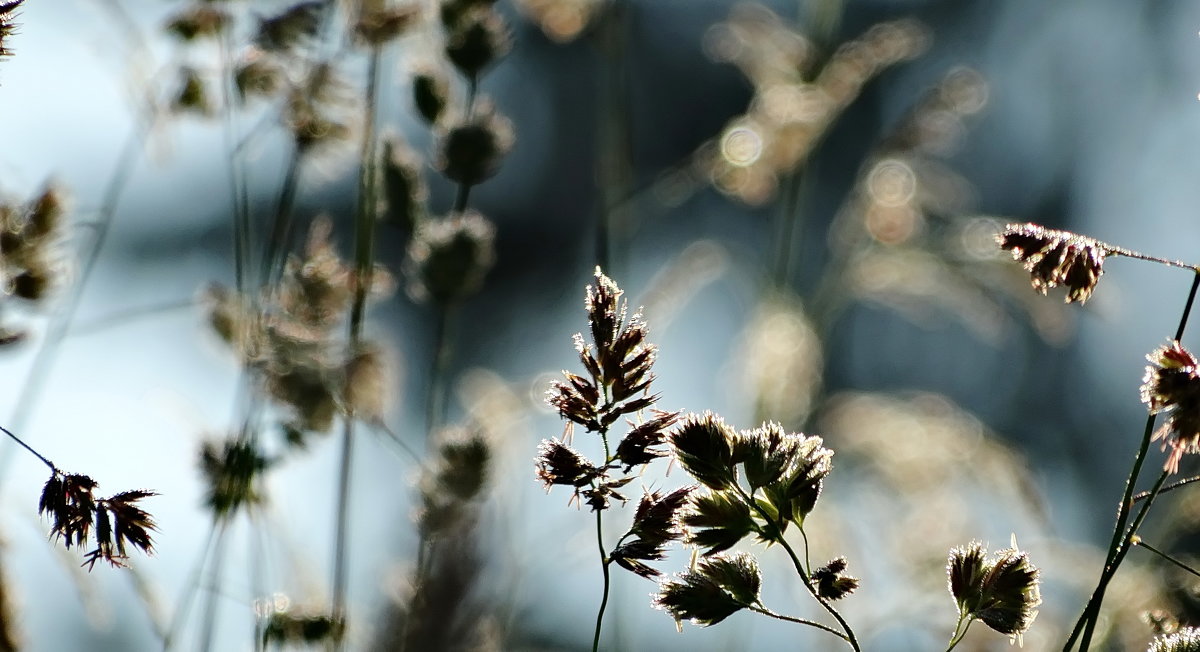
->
[946,540,1041,643]
[1141,340,1200,473]
[355,5,420,45]
[172,67,212,116]
[436,105,514,186]
[654,552,761,628]
[412,71,449,125]
[382,137,427,231]
[256,1,323,52]
[996,222,1108,304]
[811,556,859,600]
[165,5,228,41]
[1149,626,1200,652]
[0,1,23,60]
[670,412,737,490]
[445,8,511,77]
[404,210,496,304]
[235,54,283,102]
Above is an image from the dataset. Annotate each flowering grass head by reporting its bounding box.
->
[997,222,1108,304]
[1141,340,1200,473]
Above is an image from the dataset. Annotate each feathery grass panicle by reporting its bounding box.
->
[38,470,157,570]
[654,552,762,628]
[436,103,514,186]
[255,1,325,53]
[609,486,693,578]
[444,6,511,77]
[811,557,859,600]
[404,210,496,304]
[1141,340,1200,473]
[997,222,1109,304]
[412,70,450,126]
[262,609,345,646]
[1149,627,1200,652]
[946,539,1041,644]
[1,185,67,311]
[165,5,228,42]
[354,2,420,46]
[0,1,22,61]
[382,136,428,232]
[199,437,272,519]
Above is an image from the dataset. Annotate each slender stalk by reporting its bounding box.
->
[0,424,54,471]
[592,507,611,652]
[748,604,848,640]
[589,430,615,652]
[1108,247,1199,273]
[733,485,859,650]
[163,522,221,651]
[424,306,451,438]
[945,612,972,651]
[1064,272,1200,651]
[1133,537,1200,579]
[197,522,230,652]
[0,114,153,484]
[1134,475,1200,502]
[331,43,384,650]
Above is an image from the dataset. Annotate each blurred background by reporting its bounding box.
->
[3,0,1200,650]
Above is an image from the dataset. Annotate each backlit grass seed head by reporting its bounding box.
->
[413,70,450,125]
[419,427,491,536]
[535,439,600,492]
[355,4,420,45]
[997,222,1108,304]
[947,540,1041,642]
[1,185,66,304]
[39,472,157,570]
[343,341,390,421]
[172,67,212,116]
[1149,627,1200,652]
[445,8,511,77]
[0,1,22,61]
[654,552,761,628]
[165,5,228,41]
[256,1,324,52]
[235,53,283,102]
[614,410,679,471]
[262,609,345,646]
[382,136,428,230]
[610,487,692,579]
[681,489,755,556]
[669,412,737,490]
[812,557,859,600]
[436,105,514,186]
[404,211,496,304]
[1141,340,1200,473]
[200,438,271,519]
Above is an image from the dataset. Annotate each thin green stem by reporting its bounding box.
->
[1134,474,1200,502]
[197,522,230,652]
[0,424,54,471]
[424,306,451,439]
[331,44,384,651]
[1065,272,1200,651]
[592,507,611,652]
[1108,247,1199,273]
[733,484,859,650]
[945,612,972,652]
[799,526,812,576]
[747,604,848,640]
[1133,537,1200,579]
[1076,470,1169,650]
[163,521,220,651]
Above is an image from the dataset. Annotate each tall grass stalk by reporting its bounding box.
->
[330,41,384,649]
[1063,273,1200,651]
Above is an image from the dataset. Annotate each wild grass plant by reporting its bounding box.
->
[2,0,1200,651]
